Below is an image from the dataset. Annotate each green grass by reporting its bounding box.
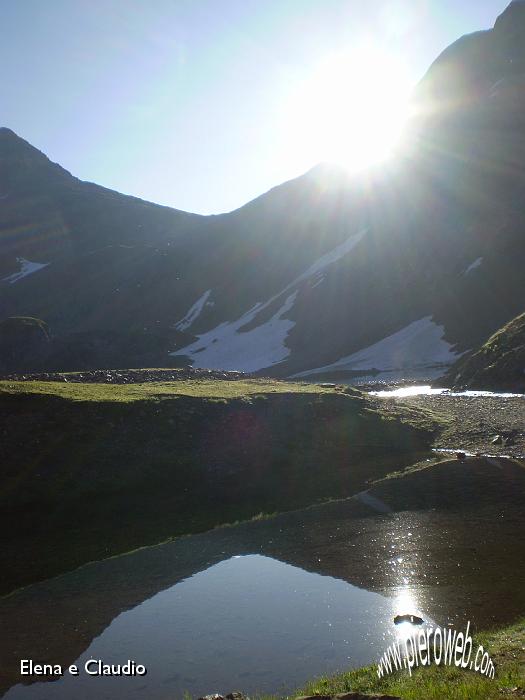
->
[444,310,525,390]
[483,311,525,354]
[257,618,525,700]
[0,378,338,402]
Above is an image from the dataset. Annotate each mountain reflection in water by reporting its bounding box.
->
[1,475,524,698]
[3,555,420,699]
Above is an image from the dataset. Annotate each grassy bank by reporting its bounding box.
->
[0,378,438,594]
[272,617,525,700]
[0,377,338,401]
[443,310,525,392]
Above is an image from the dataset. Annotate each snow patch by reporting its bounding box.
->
[175,290,212,331]
[301,231,366,276]
[172,228,367,372]
[288,229,367,290]
[310,274,325,289]
[293,316,462,378]
[3,257,49,284]
[463,257,482,275]
[257,228,366,302]
[174,292,298,372]
[489,78,506,97]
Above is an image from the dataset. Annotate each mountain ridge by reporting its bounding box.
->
[2,2,525,379]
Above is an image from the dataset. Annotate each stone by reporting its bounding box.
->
[197,695,224,700]
[492,435,504,445]
[394,613,424,625]
[226,694,248,700]
[456,451,467,460]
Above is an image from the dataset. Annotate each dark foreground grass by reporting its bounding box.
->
[258,617,525,700]
[0,378,439,594]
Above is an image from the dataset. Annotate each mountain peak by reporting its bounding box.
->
[495,0,525,30]
[0,126,47,156]
[0,126,23,142]
[493,0,525,73]
[0,128,74,187]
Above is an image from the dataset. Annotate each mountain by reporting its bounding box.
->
[2,2,525,378]
[443,311,525,391]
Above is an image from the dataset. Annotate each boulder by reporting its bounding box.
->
[394,613,424,625]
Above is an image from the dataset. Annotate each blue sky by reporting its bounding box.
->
[1,1,512,214]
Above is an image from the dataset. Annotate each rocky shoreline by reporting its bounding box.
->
[371,392,525,458]
[0,367,253,384]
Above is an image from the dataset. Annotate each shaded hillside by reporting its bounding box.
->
[0,377,437,594]
[443,311,525,391]
[2,2,525,376]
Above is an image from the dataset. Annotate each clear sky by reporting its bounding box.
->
[1,0,512,214]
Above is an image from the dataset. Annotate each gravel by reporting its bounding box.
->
[372,393,525,458]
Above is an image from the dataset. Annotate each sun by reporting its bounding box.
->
[284,46,413,172]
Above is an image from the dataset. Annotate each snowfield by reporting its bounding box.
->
[172,229,367,372]
[293,316,463,378]
[172,292,298,372]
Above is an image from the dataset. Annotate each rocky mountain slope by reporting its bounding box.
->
[443,310,525,391]
[2,2,525,378]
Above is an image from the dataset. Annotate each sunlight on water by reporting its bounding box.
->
[371,385,442,397]
[3,495,525,698]
[392,588,433,643]
[371,386,524,398]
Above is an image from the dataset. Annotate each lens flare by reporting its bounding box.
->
[284,46,413,172]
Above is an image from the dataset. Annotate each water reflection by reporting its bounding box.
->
[2,462,524,698]
[370,385,524,398]
[4,555,417,699]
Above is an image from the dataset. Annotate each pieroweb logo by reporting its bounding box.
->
[376,621,495,679]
